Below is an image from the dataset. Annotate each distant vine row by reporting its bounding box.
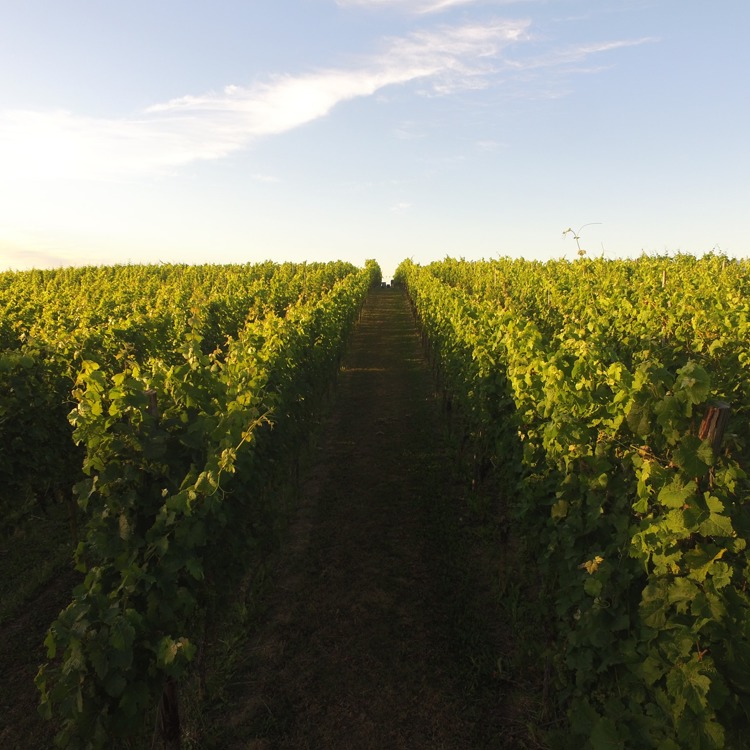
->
[22,260,381,748]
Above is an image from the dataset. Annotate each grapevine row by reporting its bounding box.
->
[0,261,360,529]
[397,255,750,750]
[4,260,381,747]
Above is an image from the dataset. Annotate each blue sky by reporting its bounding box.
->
[0,0,747,280]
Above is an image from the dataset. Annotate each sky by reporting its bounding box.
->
[0,1,748,281]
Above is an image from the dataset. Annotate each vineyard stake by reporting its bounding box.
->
[699,402,731,456]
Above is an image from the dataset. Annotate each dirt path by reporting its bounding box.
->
[0,566,77,748]
[209,288,515,749]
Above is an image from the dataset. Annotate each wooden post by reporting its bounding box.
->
[699,402,731,456]
[156,677,181,750]
[146,389,159,421]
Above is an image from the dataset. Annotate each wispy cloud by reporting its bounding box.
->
[0,22,654,184]
[393,121,427,139]
[390,201,413,213]
[514,37,658,71]
[0,20,527,182]
[336,0,476,14]
[336,0,533,14]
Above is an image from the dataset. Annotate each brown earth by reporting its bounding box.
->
[202,288,538,749]
[0,563,76,749]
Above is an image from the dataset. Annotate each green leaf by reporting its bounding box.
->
[155,636,195,671]
[698,513,734,538]
[185,557,204,581]
[43,629,57,659]
[696,439,715,467]
[641,655,667,686]
[666,660,711,715]
[109,619,136,651]
[568,698,600,738]
[104,671,128,698]
[641,581,669,629]
[117,680,150,718]
[590,717,624,749]
[700,719,725,750]
[672,436,712,477]
[684,546,727,583]
[691,590,727,623]
[626,397,651,437]
[551,499,569,519]
[710,561,732,589]
[654,394,682,433]
[675,361,711,407]
[658,478,696,509]
[667,578,700,612]
[89,645,109,680]
[584,577,603,597]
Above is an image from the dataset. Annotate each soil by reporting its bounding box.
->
[0,566,77,749]
[203,288,527,749]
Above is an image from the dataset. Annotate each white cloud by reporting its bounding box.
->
[0,22,653,184]
[514,37,659,71]
[336,0,476,13]
[0,20,528,183]
[390,201,413,213]
[336,0,533,14]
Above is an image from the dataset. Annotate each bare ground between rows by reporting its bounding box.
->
[205,289,521,749]
[0,560,78,749]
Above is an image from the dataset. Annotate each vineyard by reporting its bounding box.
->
[1,254,749,748]
[396,254,750,749]
[1,260,380,747]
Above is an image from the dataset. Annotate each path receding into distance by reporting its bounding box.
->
[208,288,520,749]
